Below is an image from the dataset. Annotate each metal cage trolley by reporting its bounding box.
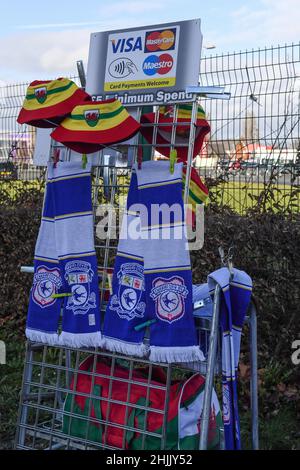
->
[15,84,259,450]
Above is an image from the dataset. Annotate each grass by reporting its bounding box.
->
[209,181,300,214]
[258,406,300,450]
[1,177,298,215]
[0,340,25,449]
[0,180,44,199]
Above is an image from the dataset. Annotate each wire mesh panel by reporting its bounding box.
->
[1,45,299,213]
[15,329,224,451]
[16,344,175,450]
[199,44,300,214]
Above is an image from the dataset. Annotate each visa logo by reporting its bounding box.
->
[111,37,143,53]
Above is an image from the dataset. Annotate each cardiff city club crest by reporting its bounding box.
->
[222,383,231,424]
[84,109,100,127]
[150,276,188,323]
[32,265,62,308]
[34,86,47,104]
[109,263,145,321]
[65,260,97,315]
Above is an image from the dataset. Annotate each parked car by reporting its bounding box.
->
[0,160,18,179]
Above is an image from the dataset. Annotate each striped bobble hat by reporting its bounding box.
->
[50,98,141,154]
[17,78,90,128]
[140,103,210,161]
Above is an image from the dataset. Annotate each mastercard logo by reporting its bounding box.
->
[143,54,174,76]
[144,28,176,52]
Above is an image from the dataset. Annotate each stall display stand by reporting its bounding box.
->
[15,93,259,450]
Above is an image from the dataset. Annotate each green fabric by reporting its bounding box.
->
[70,106,123,121]
[63,387,149,448]
[26,81,73,100]
[130,412,179,451]
[179,410,223,450]
[62,365,222,450]
[124,397,148,447]
[63,384,103,443]
[188,189,205,205]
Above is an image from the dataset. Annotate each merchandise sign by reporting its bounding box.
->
[85,19,202,105]
[104,26,179,92]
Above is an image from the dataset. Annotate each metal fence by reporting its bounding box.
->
[0,44,299,213]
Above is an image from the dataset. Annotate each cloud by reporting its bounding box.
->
[0,30,91,80]
[201,0,300,54]
[15,1,163,31]
[0,2,173,82]
[98,1,164,16]
[228,0,300,45]
[0,17,138,81]
[2,0,299,83]
[16,21,109,30]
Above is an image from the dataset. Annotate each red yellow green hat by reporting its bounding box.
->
[140,103,210,161]
[17,78,89,128]
[182,161,209,227]
[50,98,141,154]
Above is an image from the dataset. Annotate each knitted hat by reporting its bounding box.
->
[140,103,210,160]
[17,78,89,128]
[50,98,141,154]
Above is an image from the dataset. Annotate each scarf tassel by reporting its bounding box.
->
[149,345,205,364]
[25,328,60,346]
[103,336,149,358]
[59,331,103,349]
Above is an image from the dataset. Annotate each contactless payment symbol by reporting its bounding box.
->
[108,58,138,78]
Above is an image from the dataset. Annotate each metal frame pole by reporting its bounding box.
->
[15,342,34,448]
[199,284,221,450]
[249,301,259,449]
[184,97,198,204]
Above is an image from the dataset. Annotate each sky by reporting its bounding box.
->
[0,0,300,83]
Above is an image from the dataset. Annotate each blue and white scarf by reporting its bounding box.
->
[26,162,102,348]
[103,161,204,363]
[207,267,252,450]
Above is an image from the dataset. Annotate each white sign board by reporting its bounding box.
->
[86,19,202,105]
[104,26,180,93]
[33,128,52,166]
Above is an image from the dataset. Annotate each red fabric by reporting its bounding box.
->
[140,113,210,161]
[17,86,90,128]
[50,115,140,154]
[70,356,204,449]
[50,98,141,154]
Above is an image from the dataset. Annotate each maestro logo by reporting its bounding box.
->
[143,53,174,76]
[144,28,176,53]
